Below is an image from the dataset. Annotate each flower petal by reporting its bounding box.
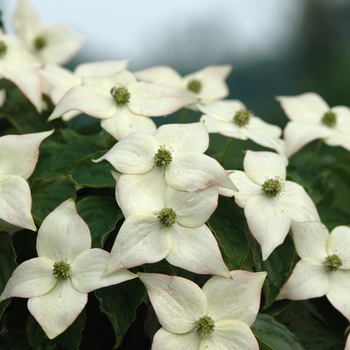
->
[115,169,167,218]
[154,122,209,154]
[327,271,350,321]
[198,100,247,122]
[152,327,200,350]
[0,257,56,302]
[134,66,182,87]
[244,195,292,260]
[277,260,328,300]
[167,153,237,191]
[277,93,329,122]
[28,280,87,339]
[74,60,130,77]
[138,273,206,333]
[100,107,157,141]
[128,82,197,116]
[71,248,137,293]
[37,199,91,262]
[291,221,328,261]
[166,186,219,227]
[93,132,158,174]
[327,226,350,269]
[166,224,230,278]
[0,130,53,179]
[0,175,36,231]
[104,213,172,275]
[203,319,259,350]
[203,270,266,325]
[243,151,286,185]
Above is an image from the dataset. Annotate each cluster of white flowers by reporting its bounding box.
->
[1,0,350,348]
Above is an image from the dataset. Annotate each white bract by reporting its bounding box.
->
[0,31,42,111]
[94,122,237,204]
[226,151,320,260]
[277,92,350,157]
[48,70,196,140]
[104,186,230,278]
[199,99,287,163]
[0,129,54,231]
[0,199,137,339]
[139,270,266,349]
[277,222,350,321]
[135,64,232,109]
[13,0,84,64]
[39,60,129,120]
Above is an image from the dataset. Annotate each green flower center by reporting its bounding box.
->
[154,147,172,169]
[157,208,177,227]
[52,259,72,279]
[110,86,130,105]
[34,36,47,51]
[324,254,342,272]
[321,111,336,128]
[187,79,202,94]
[0,41,7,58]
[262,177,283,197]
[233,110,251,127]
[194,315,215,340]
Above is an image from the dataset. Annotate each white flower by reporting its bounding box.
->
[94,122,237,200]
[139,270,266,349]
[277,222,350,321]
[135,64,232,109]
[104,186,230,278]
[0,199,137,339]
[277,92,350,157]
[0,31,42,111]
[199,99,287,163]
[0,129,54,231]
[48,70,196,140]
[227,151,320,260]
[13,0,84,64]
[39,60,129,120]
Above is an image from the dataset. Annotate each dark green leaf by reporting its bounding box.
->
[95,278,145,348]
[71,151,116,188]
[207,197,249,270]
[76,196,123,248]
[252,313,303,350]
[27,310,85,350]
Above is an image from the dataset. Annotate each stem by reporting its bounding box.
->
[308,139,323,170]
[220,138,233,164]
[179,108,188,124]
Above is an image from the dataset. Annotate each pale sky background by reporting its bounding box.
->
[2,0,303,71]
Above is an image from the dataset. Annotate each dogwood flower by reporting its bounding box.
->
[94,123,237,205]
[277,222,350,321]
[277,92,350,157]
[135,64,232,109]
[104,186,230,278]
[346,333,350,350]
[13,0,84,64]
[226,151,320,260]
[199,99,287,162]
[0,31,42,111]
[48,70,196,140]
[39,60,129,120]
[139,270,266,349]
[0,199,137,339]
[0,129,54,231]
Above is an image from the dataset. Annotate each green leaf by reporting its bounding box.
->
[31,177,77,224]
[207,197,249,270]
[0,231,17,317]
[248,231,296,308]
[76,196,123,248]
[27,310,85,350]
[71,151,116,188]
[252,313,303,350]
[95,278,146,348]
